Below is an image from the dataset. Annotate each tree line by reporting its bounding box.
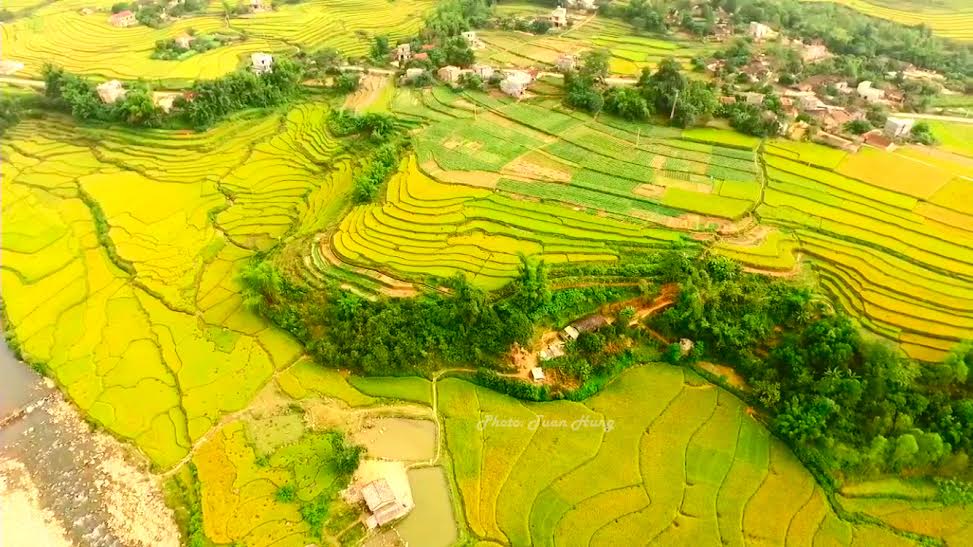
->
[652,252,973,479]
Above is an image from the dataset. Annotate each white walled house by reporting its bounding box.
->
[251,52,274,74]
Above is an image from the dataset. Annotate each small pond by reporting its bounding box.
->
[395,466,457,547]
[354,417,437,461]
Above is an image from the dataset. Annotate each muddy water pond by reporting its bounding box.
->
[395,466,458,547]
[354,417,437,461]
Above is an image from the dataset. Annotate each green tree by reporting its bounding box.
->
[604,86,651,120]
[370,36,390,61]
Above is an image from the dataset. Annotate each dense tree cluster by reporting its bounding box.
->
[178,58,304,127]
[653,253,973,478]
[42,65,164,126]
[423,0,491,39]
[111,0,206,27]
[600,0,972,81]
[566,54,717,128]
[242,261,538,374]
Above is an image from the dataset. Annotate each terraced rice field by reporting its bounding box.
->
[1,0,434,83]
[327,155,684,290]
[0,103,351,469]
[477,15,712,75]
[401,88,762,223]
[439,364,919,546]
[716,141,973,361]
[803,0,973,41]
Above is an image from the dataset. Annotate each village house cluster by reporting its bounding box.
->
[710,19,947,152]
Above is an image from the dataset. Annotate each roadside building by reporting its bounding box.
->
[251,52,273,74]
[108,10,137,27]
[550,7,568,28]
[437,65,461,83]
[394,43,412,62]
[530,367,546,383]
[96,80,126,104]
[884,117,915,138]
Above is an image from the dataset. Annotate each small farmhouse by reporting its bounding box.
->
[884,117,915,139]
[174,34,194,49]
[530,367,546,383]
[550,7,567,28]
[500,70,532,98]
[539,341,565,361]
[743,91,765,106]
[394,43,412,62]
[361,479,412,528]
[96,80,126,104]
[249,0,265,11]
[748,21,772,40]
[108,10,137,28]
[251,52,273,74]
[556,53,576,72]
[437,65,461,83]
[461,30,479,47]
[346,460,415,529]
[562,315,609,341]
[856,81,885,104]
[471,64,494,79]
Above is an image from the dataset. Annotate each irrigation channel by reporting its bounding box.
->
[0,336,178,547]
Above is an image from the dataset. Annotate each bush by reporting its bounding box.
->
[275,484,297,502]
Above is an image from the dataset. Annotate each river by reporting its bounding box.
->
[0,334,179,546]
